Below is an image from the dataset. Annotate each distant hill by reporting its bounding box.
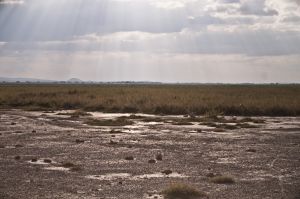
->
[67,78,83,83]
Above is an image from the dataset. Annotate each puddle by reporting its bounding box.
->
[86,173,131,180]
[27,159,56,165]
[216,157,237,164]
[144,193,163,199]
[86,172,187,181]
[44,166,70,171]
[134,172,187,179]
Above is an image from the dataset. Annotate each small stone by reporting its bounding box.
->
[14,156,21,160]
[109,140,118,145]
[125,156,134,161]
[15,144,23,148]
[162,170,172,175]
[76,139,85,144]
[11,122,16,125]
[32,130,36,133]
[206,172,216,178]
[246,148,257,153]
[155,153,163,161]
[31,158,38,162]
[44,159,52,163]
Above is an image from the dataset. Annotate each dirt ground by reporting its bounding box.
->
[0,110,299,199]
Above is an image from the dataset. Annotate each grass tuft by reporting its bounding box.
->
[210,175,235,184]
[162,183,207,199]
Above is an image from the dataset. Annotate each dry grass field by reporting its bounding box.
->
[0,84,300,116]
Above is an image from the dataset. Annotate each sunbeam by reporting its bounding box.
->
[0,0,300,82]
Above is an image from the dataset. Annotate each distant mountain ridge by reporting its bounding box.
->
[0,77,55,83]
[0,77,85,83]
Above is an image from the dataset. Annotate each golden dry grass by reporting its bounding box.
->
[0,84,299,116]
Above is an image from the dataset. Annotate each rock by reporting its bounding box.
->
[14,156,21,160]
[155,153,163,161]
[162,170,172,175]
[206,172,216,178]
[246,148,257,153]
[109,140,118,145]
[44,159,52,163]
[75,139,85,144]
[125,156,134,161]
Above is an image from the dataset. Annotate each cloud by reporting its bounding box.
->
[0,0,24,4]
[239,0,278,16]
[0,0,300,82]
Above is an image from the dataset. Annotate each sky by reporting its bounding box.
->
[0,0,299,83]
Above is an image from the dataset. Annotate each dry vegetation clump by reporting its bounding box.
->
[148,159,156,164]
[172,121,194,126]
[85,118,133,126]
[156,153,163,161]
[14,156,21,160]
[61,162,82,171]
[119,114,146,120]
[141,117,166,123]
[162,183,207,199]
[125,156,134,161]
[62,162,75,168]
[246,148,257,153]
[0,84,299,116]
[43,159,52,163]
[209,175,235,184]
[162,170,173,175]
[57,110,91,118]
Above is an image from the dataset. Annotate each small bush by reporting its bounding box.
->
[156,153,163,161]
[14,156,21,160]
[162,183,207,199]
[210,175,235,184]
[62,162,75,168]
